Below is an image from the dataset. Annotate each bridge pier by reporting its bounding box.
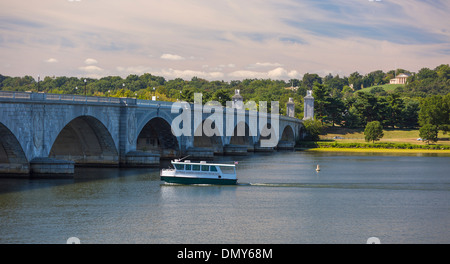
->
[30,158,74,178]
[122,151,160,167]
[223,144,248,155]
[0,163,30,176]
[186,147,214,160]
[254,143,275,152]
[277,141,295,150]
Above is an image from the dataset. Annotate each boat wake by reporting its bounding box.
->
[238,182,449,191]
[161,182,448,191]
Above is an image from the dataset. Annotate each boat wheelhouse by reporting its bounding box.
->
[160,160,238,185]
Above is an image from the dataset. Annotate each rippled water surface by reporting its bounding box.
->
[0,151,449,243]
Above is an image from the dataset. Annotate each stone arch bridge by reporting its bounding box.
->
[0,91,303,176]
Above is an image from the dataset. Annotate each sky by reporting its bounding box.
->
[1,0,449,81]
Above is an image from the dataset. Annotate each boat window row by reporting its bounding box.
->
[174,164,218,172]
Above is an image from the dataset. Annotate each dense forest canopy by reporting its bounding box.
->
[1,64,449,130]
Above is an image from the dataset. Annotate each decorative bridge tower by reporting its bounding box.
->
[286,98,295,118]
[232,89,243,109]
[303,90,314,120]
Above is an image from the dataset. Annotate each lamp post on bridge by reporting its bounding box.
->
[84,79,87,96]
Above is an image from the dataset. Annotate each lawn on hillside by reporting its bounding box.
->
[358,83,404,93]
[320,127,450,145]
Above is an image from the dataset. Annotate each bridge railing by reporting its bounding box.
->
[136,99,173,107]
[0,91,302,122]
[0,91,32,100]
[0,91,180,107]
[0,91,124,104]
[45,94,122,104]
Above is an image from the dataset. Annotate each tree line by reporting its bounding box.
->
[1,64,449,134]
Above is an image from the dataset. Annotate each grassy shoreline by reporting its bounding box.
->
[302,147,450,154]
[297,128,450,155]
[296,140,450,155]
[320,127,450,144]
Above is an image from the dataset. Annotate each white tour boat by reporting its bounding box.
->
[160,159,238,185]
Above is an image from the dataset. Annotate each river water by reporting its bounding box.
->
[0,151,449,244]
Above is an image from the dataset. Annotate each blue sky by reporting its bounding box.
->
[1,0,449,81]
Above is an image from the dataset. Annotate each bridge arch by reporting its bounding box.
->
[0,122,29,174]
[193,119,223,154]
[49,116,119,166]
[299,125,306,140]
[229,121,254,150]
[281,125,295,142]
[277,124,296,150]
[137,117,180,158]
[254,122,276,150]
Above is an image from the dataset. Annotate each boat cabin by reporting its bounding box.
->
[161,159,238,185]
[172,160,236,177]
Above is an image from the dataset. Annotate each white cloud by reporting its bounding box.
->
[79,65,104,73]
[268,67,301,80]
[45,58,58,63]
[228,67,301,80]
[116,66,224,80]
[77,65,105,79]
[116,66,152,75]
[84,58,98,65]
[228,70,267,79]
[250,62,283,68]
[220,64,236,68]
[160,54,185,61]
[206,63,236,71]
[154,68,224,80]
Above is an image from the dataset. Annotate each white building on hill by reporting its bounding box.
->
[390,73,410,85]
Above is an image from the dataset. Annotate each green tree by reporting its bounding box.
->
[385,93,404,128]
[325,96,345,127]
[364,121,384,143]
[417,67,437,80]
[419,124,438,144]
[312,82,330,123]
[401,98,420,128]
[362,74,374,88]
[419,95,450,133]
[342,106,362,128]
[303,119,323,141]
[370,70,387,85]
[323,74,347,91]
[211,89,231,106]
[348,72,363,90]
[302,73,322,90]
[353,92,381,125]
[435,64,450,80]
[341,85,353,99]
[370,87,387,96]
[179,87,195,103]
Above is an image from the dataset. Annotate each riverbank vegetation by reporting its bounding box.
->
[300,64,449,150]
[1,64,449,146]
[298,126,450,153]
[1,64,449,119]
[298,141,450,150]
[303,147,450,154]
